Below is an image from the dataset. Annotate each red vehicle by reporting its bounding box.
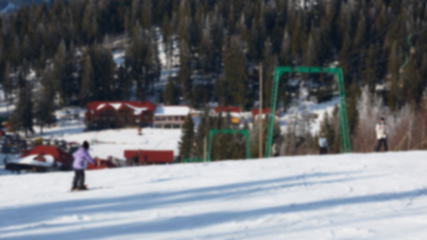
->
[86,158,117,170]
[124,150,174,165]
[7,145,73,172]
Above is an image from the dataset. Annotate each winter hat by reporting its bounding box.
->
[83,141,90,149]
[380,117,385,121]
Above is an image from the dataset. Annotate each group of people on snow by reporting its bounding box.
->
[69,118,389,190]
[318,117,388,155]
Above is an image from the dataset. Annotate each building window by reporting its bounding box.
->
[181,116,186,121]
[173,125,180,129]
[174,116,179,121]
[161,117,166,121]
[168,116,173,121]
[155,117,159,121]
[165,124,171,129]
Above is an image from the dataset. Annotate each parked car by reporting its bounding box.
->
[0,144,9,153]
[59,140,67,150]
[1,135,12,145]
[10,134,20,142]
[9,146,19,154]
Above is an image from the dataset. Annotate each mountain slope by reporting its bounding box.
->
[1,152,427,239]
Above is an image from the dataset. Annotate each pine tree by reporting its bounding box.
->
[279,28,291,65]
[387,41,401,111]
[141,0,152,28]
[224,36,248,110]
[346,75,360,134]
[177,39,192,102]
[178,114,194,162]
[115,65,132,100]
[53,40,79,105]
[262,38,278,108]
[1,62,12,111]
[163,77,177,105]
[35,66,56,134]
[80,54,95,103]
[11,83,34,137]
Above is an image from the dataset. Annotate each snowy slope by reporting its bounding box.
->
[278,96,340,134]
[25,108,182,159]
[1,152,427,239]
[55,128,182,159]
[33,122,182,159]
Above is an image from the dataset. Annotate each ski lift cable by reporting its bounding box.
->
[399,54,409,72]
[346,42,427,73]
[348,44,427,71]
[345,15,403,58]
[340,27,427,67]
[400,34,415,73]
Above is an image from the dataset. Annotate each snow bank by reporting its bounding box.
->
[1,151,427,239]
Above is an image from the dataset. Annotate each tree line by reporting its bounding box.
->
[1,0,427,141]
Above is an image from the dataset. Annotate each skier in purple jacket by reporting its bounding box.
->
[71,141,96,191]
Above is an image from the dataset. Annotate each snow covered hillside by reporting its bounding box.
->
[1,152,427,239]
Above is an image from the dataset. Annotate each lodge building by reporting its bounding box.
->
[153,106,191,129]
[85,101,156,129]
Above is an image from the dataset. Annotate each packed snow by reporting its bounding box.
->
[1,152,427,239]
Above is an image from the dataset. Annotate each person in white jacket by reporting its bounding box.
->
[376,118,388,152]
[319,134,328,155]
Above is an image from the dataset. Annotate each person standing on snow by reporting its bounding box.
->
[319,134,328,155]
[72,141,96,191]
[376,117,388,152]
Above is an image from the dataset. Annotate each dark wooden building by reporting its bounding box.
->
[85,101,156,129]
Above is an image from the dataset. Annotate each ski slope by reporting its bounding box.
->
[1,152,427,239]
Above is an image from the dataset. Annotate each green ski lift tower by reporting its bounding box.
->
[265,66,352,157]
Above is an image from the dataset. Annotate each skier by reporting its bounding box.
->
[133,152,140,166]
[376,117,388,152]
[71,141,96,191]
[319,134,328,155]
[272,143,280,157]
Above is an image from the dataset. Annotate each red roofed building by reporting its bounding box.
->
[124,150,174,165]
[85,101,156,129]
[214,106,241,124]
[7,146,73,172]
